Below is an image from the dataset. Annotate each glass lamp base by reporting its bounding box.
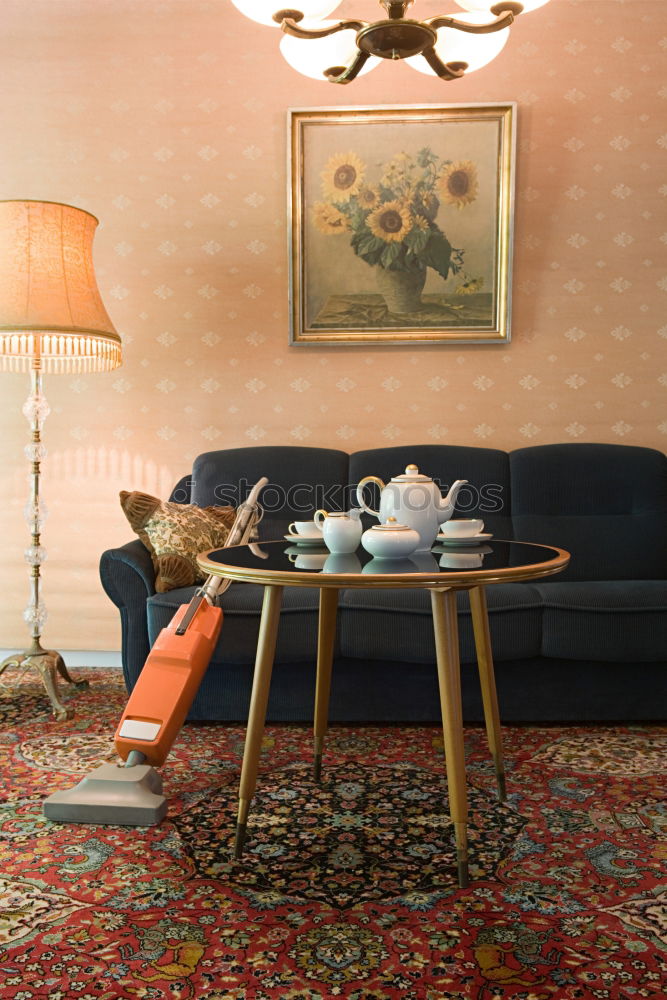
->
[0,643,89,720]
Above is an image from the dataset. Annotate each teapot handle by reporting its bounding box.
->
[356,476,384,518]
[314,509,328,530]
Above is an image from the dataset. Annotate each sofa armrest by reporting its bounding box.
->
[99,539,156,691]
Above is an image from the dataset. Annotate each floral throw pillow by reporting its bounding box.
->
[120,490,236,593]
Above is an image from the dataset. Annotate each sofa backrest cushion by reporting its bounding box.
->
[190,446,351,536]
[348,444,513,538]
[169,474,192,504]
[510,443,667,580]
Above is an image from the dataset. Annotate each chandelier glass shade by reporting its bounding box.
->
[230,0,342,27]
[232,0,551,84]
[456,0,549,10]
[404,9,510,75]
[280,21,381,79]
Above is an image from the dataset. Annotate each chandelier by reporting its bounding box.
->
[231,0,550,84]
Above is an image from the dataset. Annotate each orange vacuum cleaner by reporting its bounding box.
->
[43,477,268,826]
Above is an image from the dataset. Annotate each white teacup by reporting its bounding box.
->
[287,519,322,539]
[441,518,484,538]
[439,550,484,569]
[288,552,328,570]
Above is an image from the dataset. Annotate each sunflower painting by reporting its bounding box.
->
[289,104,516,345]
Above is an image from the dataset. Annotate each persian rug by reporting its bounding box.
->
[0,668,665,1000]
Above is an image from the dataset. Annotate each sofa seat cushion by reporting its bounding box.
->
[535,580,667,662]
[339,583,543,663]
[147,583,325,664]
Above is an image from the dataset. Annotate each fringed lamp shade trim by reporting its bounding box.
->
[0,331,122,373]
[0,200,122,374]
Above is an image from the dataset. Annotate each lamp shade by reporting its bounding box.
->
[230,0,341,27]
[405,10,510,75]
[454,0,550,10]
[0,200,122,374]
[280,23,380,79]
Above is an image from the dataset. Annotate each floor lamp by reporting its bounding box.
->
[0,200,122,719]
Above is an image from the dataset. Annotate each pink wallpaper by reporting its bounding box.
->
[0,0,665,650]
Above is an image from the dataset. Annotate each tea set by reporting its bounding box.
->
[285,464,492,568]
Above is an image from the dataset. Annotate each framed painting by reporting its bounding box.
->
[288,103,516,346]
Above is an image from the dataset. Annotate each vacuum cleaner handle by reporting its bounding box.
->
[198,474,269,599]
[175,476,269,635]
[225,475,268,547]
[113,476,270,767]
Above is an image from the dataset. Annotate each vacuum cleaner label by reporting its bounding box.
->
[118,719,162,742]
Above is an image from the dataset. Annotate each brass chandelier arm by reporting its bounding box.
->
[425,8,519,34]
[324,49,372,84]
[278,16,368,40]
[421,47,468,80]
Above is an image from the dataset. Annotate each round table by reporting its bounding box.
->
[198,537,569,887]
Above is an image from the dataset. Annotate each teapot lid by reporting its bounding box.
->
[371,516,415,532]
[390,464,432,484]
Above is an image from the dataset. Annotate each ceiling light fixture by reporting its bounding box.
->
[231,0,550,84]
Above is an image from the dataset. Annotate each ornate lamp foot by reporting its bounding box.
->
[0,645,89,721]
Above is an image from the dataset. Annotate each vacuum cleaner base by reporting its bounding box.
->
[43,762,167,826]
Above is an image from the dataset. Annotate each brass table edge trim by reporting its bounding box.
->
[197,542,570,590]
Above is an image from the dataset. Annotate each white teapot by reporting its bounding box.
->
[357,464,468,552]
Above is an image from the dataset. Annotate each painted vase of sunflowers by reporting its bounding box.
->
[313,147,478,315]
[375,263,426,314]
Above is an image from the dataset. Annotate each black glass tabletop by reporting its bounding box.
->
[198,538,569,589]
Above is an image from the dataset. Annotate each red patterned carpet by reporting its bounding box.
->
[0,668,665,999]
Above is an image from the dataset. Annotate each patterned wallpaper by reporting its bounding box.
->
[0,0,665,651]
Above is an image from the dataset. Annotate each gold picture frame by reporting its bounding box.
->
[288,103,516,347]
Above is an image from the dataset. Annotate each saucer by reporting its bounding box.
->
[284,544,327,554]
[435,532,493,547]
[285,546,329,569]
[283,534,325,546]
[439,550,485,569]
[434,543,493,559]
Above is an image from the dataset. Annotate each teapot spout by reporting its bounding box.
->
[437,479,468,522]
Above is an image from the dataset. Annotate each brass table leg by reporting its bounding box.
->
[0,640,89,721]
[234,584,283,859]
[469,585,507,802]
[313,587,339,781]
[431,588,469,889]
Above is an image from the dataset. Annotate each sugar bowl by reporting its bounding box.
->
[360,516,420,559]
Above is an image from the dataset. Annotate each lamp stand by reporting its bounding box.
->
[0,365,88,719]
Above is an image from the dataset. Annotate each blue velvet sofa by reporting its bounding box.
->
[100,443,667,723]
